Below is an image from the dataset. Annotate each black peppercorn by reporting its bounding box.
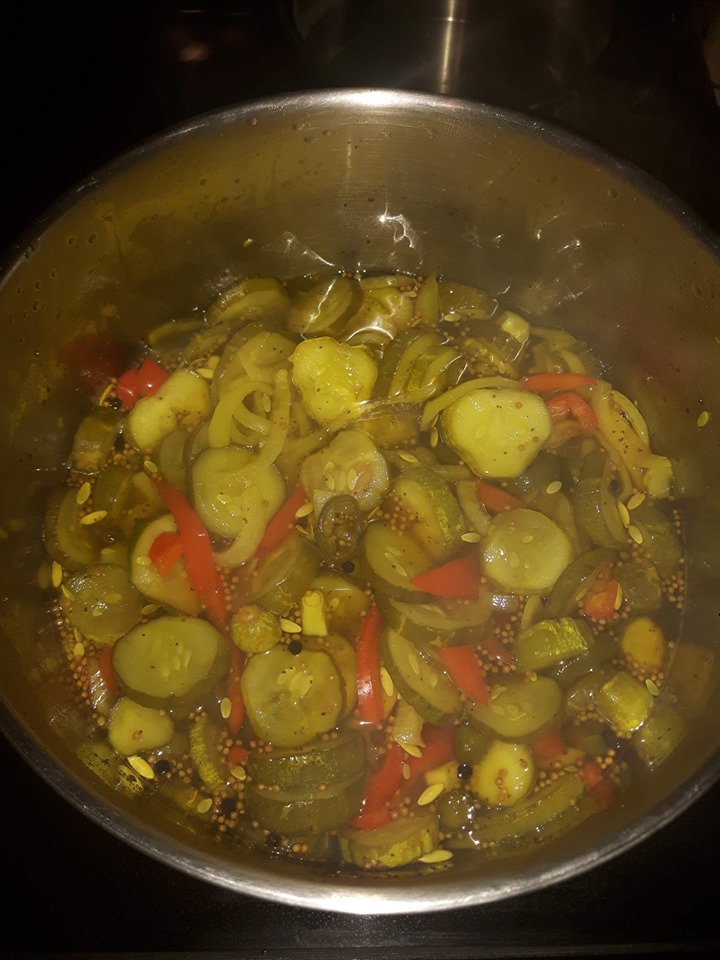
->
[341,561,355,574]
[266,832,282,849]
[288,640,303,656]
[457,762,473,780]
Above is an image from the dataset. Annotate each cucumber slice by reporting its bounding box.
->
[191,445,285,540]
[247,730,364,791]
[481,508,573,595]
[376,595,491,646]
[440,389,553,480]
[595,670,653,735]
[544,548,615,618]
[70,408,122,474]
[391,467,465,562]
[300,430,390,513]
[303,633,358,717]
[309,574,370,637]
[189,714,229,792]
[469,676,563,741]
[61,563,144,646]
[244,773,364,836]
[515,618,594,672]
[290,337,377,427]
[380,628,462,724]
[630,501,682,578]
[236,532,322,616]
[112,616,230,710]
[154,428,189,492]
[107,698,175,756]
[362,520,432,602]
[207,277,291,328]
[470,740,535,808]
[231,605,282,654]
[339,812,439,869]
[44,486,101,571]
[127,369,211,453]
[287,275,362,337]
[241,644,344,748]
[130,514,201,615]
[572,451,627,549]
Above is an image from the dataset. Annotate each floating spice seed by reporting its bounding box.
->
[128,755,155,780]
[461,532,482,543]
[231,765,247,781]
[51,560,63,588]
[646,678,660,697]
[75,481,92,505]
[617,501,631,527]
[398,451,418,463]
[417,783,444,806]
[628,525,644,545]
[380,667,395,698]
[614,583,624,611]
[80,510,107,525]
[294,502,314,519]
[408,653,421,676]
[141,603,159,616]
[545,480,562,495]
[220,697,232,719]
[73,640,85,658]
[697,411,710,428]
[280,618,302,634]
[288,639,303,655]
[143,460,158,475]
[457,763,473,780]
[135,555,152,567]
[347,468,358,491]
[429,427,439,448]
[197,797,213,814]
[418,849,453,864]
[402,763,411,780]
[627,492,646,511]
[196,367,216,380]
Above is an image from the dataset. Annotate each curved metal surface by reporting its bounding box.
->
[1,89,720,914]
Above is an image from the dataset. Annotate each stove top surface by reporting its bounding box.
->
[3,2,720,956]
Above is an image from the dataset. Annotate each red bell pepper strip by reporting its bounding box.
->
[97,645,118,699]
[256,487,307,558]
[153,478,228,629]
[520,372,597,394]
[227,648,245,736]
[356,605,384,724]
[228,744,249,767]
[148,530,184,579]
[439,645,489,704]
[350,742,404,828]
[581,566,620,620]
[531,728,567,760]
[579,761,615,811]
[405,724,456,786]
[545,391,598,435]
[475,480,524,515]
[411,553,481,599]
[115,358,171,409]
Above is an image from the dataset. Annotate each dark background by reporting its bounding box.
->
[2,2,720,957]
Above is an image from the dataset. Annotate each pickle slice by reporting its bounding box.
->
[241,644,344,748]
[244,773,364,836]
[112,616,230,710]
[44,486,101,571]
[469,675,563,741]
[130,514,201,616]
[380,628,461,724]
[391,467,465,562]
[339,812,439,869]
[235,532,321,616]
[247,730,364,791]
[362,520,432,602]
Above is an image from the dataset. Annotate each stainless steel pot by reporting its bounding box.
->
[1,89,719,915]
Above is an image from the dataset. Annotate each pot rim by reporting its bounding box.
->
[2,88,720,914]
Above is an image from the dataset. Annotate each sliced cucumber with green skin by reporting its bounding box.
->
[287,275,362,337]
[303,633,358,717]
[544,548,615,618]
[470,740,535,808]
[127,369,211,453]
[615,558,662,615]
[515,618,594,672]
[339,812,439,869]
[191,445,285,540]
[61,563,145,646]
[380,628,462,724]
[300,430,390,513]
[107,698,175,756]
[630,501,682,579]
[189,714,229,792]
[207,277,291,328]
[70,408,122,474]
[235,533,322,616]
[481,508,573,595]
[154,427,189,492]
[362,520,433,602]
[44,486,101,571]
[130,514,201,615]
[376,595,491,646]
[391,467,465,562]
[241,644,344,748]
[572,451,627,549]
[469,676,563,741]
[244,773,364,836]
[440,389,553,480]
[112,616,230,710]
[247,730,364,791]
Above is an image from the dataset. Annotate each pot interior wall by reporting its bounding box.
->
[1,92,719,909]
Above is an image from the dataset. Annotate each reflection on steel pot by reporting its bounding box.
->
[1,90,720,915]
